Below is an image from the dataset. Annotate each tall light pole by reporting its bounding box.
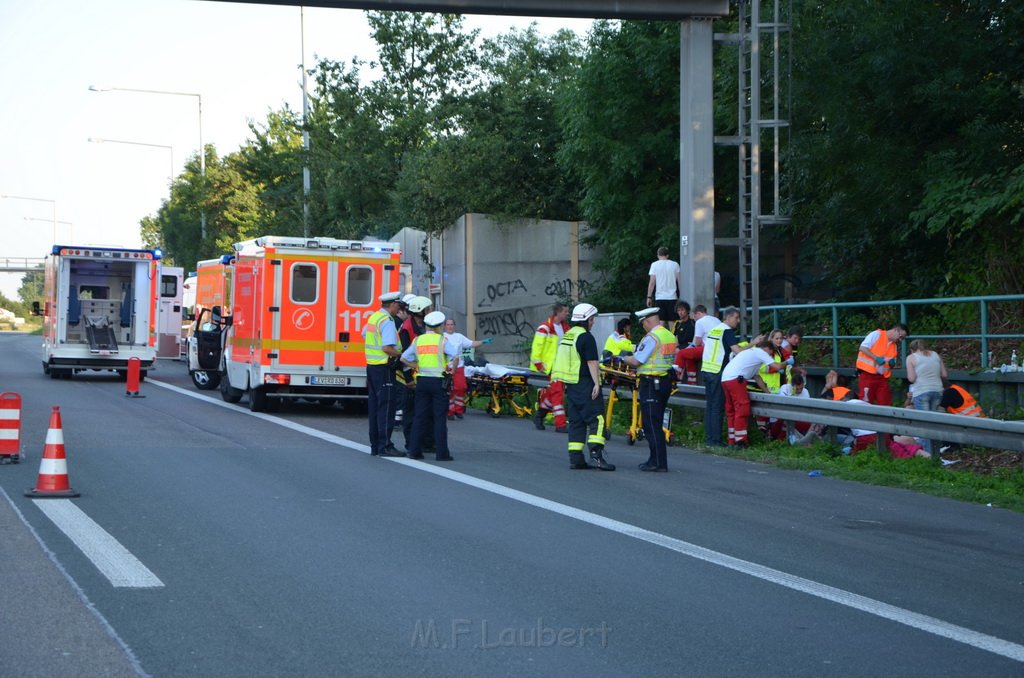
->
[301,7,311,238]
[24,217,73,242]
[88,137,175,186]
[89,85,205,237]
[1,193,57,242]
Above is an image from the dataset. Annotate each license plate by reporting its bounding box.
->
[311,376,350,385]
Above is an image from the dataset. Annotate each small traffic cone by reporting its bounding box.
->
[26,406,79,498]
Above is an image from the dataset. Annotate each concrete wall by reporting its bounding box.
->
[423,214,604,366]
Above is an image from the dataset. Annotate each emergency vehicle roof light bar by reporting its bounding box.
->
[50,245,161,259]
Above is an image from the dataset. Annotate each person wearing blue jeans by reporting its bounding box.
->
[905,339,947,455]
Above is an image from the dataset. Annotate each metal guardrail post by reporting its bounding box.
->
[980,299,989,368]
[831,306,839,368]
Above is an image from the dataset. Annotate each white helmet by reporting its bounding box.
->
[424,311,445,327]
[408,296,432,314]
[401,293,417,306]
[570,303,598,322]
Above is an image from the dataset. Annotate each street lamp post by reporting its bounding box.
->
[24,217,73,242]
[1,193,57,241]
[89,85,205,237]
[88,137,174,186]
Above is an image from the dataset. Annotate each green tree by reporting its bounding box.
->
[557,20,683,306]
[787,0,1024,299]
[390,26,585,233]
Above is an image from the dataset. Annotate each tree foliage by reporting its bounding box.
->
[140,5,1024,306]
[787,0,1024,299]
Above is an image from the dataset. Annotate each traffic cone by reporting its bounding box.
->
[25,406,80,498]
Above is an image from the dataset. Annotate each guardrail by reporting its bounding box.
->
[0,257,45,273]
[755,294,1024,369]
[526,376,1024,457]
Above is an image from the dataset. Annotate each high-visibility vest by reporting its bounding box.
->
[701,323,730,375]
[551,326,586,385]
[856,329,897,377]
[603,332,633,356]
[530,318,565,374]
[413,333,446,378]
[947,384,985,417]
[637,326,677,376]
[830,386,851,401]
[364,310,392,365]
[756,351,783,392]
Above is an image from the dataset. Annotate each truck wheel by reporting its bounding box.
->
[220,376,243,404]
[190,370,221,390]
[48,365,60,379]
[248,386,268,412]
[42,362,50,376]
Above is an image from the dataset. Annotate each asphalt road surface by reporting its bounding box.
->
[1,331,1022,677]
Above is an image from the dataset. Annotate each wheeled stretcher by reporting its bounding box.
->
[599,357,675,446]
[465,364,535,418]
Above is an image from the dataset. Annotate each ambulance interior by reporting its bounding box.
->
[62,260,149,353]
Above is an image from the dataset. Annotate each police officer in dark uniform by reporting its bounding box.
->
[550,303,615,471]
[624,307,678,472]
[362,292,404,456]
[401,311,459,461]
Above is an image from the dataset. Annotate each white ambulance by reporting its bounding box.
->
[39,244,161,379]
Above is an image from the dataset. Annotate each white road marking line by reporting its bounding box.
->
[151,378,1024,662]
[32,500,164,588]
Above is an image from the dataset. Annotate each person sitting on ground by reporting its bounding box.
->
[797,388,930,458]
[770,370,811,441]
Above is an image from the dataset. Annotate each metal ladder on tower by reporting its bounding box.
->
[717,0,792,336]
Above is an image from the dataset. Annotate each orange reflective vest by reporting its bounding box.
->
[830,386,852,401]
[947,384,985,418]
[856,329,897,377]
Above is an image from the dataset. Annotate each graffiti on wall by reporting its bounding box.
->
[477,278,529,309]
[544,277,594,300]
[477,308,534,339]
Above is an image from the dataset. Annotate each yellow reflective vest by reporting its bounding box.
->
[364,310,392,365]
[551,327,587,385]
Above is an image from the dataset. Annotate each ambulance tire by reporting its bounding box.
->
[248,385,268,412]
[220,377,243,404]
[191,370,221,390]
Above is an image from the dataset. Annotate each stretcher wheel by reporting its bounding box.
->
[626,432,635,446]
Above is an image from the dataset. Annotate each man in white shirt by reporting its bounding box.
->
[691,305,719,347]
[443,318,490,420]
[719,336,783,446]
[646,247,681,324]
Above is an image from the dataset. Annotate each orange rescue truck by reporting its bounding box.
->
[196,236,403,411]
[184,258,232,389]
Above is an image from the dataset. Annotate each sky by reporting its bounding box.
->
[0,0,593,299]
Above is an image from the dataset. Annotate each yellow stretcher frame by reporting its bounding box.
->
[467,372,534,418]
[599,359,675,446]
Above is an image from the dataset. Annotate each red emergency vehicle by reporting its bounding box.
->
[194,236,402,411]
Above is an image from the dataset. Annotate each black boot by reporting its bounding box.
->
[589,445,616,471]
[533,408,546,431]
[569,451,594,470]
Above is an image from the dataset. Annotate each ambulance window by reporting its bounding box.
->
[291,264,318,304]
[79,285,109,300]
[160,275,178,297]
[347,266,373,306]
